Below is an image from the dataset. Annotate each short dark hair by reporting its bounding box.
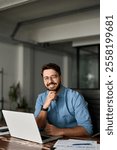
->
[41,63,61,76]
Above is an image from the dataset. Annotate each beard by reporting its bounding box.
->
[46,82,61,91]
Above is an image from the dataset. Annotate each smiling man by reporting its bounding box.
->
[34,63,93,137]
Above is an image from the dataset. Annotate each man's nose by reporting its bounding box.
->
[48,77,53,82]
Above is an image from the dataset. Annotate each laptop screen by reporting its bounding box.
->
[2,110,62,144]
[2,110,43,143]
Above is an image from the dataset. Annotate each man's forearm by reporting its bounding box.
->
[35,111,47,129]
[35,91,56,128]
[45,123,90,137]
[61,126,90,137]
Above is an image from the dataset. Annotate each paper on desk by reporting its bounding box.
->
[54,139,97,150]
[97,144,100,150]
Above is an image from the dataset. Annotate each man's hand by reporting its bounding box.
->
[43,91,57,109]
[44,123,63,136]
[47,91,57,100]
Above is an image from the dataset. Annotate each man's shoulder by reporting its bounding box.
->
[63,87,85,106]
[65,87,80,95]
[62,87,83,100]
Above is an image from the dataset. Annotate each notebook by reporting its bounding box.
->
[2,110,61,144]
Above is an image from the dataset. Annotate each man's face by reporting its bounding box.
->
[42,69,61,91]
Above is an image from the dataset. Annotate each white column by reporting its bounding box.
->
[63,55,68,87]
[16,44,24,91]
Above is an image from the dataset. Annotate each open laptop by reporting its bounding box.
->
[2,110,61,144]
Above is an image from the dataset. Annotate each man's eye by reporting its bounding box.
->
[43,77,48,80]
[43,75,58,81]
[52,75,57,78]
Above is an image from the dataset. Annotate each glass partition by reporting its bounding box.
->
[77,45,100,89]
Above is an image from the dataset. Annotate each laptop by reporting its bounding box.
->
[2,110,62,144]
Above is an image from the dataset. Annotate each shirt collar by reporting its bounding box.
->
[57,84,65,97]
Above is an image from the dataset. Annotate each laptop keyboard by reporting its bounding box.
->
[41,135,51,140]
[0,126,9,132]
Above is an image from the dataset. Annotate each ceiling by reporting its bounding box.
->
[0,0,100,43]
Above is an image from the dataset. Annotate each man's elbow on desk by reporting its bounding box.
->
[60,126,90,137]
[44,123,90,137]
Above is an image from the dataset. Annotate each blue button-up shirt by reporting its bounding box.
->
[34,85,93,135]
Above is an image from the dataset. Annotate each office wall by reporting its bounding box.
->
[0,42,20,110]
[0,42,33,112]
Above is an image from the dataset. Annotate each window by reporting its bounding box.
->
[77,45,100,89]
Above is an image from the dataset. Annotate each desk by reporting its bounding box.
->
[0,135,54,150]
[0,135,100,150]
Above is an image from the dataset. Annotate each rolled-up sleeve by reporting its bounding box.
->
[73,94,93,135]
[34,95,43,117]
